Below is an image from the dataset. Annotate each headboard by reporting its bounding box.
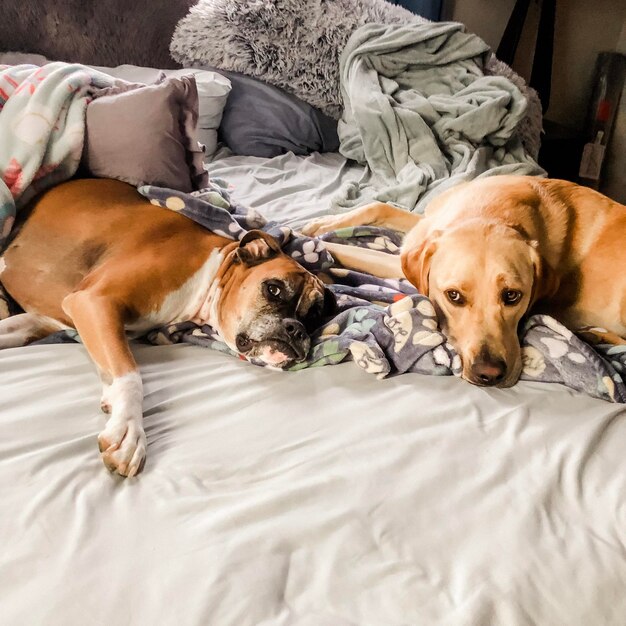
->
[0,0,195,68]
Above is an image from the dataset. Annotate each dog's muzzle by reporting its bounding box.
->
[236,318,311,367]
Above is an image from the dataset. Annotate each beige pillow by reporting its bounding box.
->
[82,75,208,192]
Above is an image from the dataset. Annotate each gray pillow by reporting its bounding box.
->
[82,75,208,192]
[204,67,340,158]
[90,64,231,157]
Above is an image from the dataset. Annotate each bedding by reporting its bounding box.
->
[207,149,372,226]
[2,342,626,624]
[0,62,115,245]
[0,56,233,158]
[82,74,208,192]
[2,52,625,626]
[205,67,340,158]
[335,22,544,211]
[170,0,416,119]
[90,64,232,157]
[170,0,542,159]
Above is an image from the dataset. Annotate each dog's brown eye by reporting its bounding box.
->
[502,289,522,305]
[267,283,282,298]
[446,290,465,305]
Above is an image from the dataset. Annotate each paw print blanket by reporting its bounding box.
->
[100,183,626,402]
[0,63,114,246]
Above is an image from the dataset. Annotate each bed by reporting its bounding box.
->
[1,148,626,624]
[2,4,626,625]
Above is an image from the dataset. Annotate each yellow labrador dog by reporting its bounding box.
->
[303,176,626,388]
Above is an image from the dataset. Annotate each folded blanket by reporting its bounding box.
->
[335,22,545,211]
[18,181,622,404]
[0,62,114,246]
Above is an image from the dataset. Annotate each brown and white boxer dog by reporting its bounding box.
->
[0,178,335,477]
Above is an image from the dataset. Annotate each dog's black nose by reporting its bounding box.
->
[283,318,307,343]
[471,358,507,386]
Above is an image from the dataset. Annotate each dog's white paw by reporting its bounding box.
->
[98,417,147,478]
[301,216,345,237]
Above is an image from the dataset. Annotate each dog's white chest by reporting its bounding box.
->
[126,249,223,333]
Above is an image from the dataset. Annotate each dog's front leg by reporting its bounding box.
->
[63,290,147,477]
[576,326,626,347]
[301,202,421,237]
[321,241,404,278]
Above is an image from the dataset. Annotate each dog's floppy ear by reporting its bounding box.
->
[296,279,337,332]
[401,231,441,297]
[322,287,337,317]
[528,241,560,306]
[296,278,337,317]
[236,230,282,266]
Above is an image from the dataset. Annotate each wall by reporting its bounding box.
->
[445,0,626,133]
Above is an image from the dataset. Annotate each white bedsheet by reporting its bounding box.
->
[206,148,368,227]
[1,342,626,625]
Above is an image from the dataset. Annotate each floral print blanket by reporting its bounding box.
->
[0,63,114,247]
[2,180,625,403]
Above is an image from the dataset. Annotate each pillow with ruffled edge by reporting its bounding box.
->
[90,64,231,157]
[82,74,208,192]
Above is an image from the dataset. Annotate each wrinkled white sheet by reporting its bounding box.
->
[1,342,626,625]
[206,148,369,227]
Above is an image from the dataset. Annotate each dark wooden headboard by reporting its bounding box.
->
[0,0,195,68]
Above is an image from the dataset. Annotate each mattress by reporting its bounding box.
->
[1,152,626,625]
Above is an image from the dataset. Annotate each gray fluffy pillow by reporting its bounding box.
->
[170,0,419,120]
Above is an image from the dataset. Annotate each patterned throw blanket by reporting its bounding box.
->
[0,62,114,246]
[12,181,620,403]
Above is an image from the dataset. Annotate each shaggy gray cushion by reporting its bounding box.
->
[170,0,542,157]
[170,0,420,120]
